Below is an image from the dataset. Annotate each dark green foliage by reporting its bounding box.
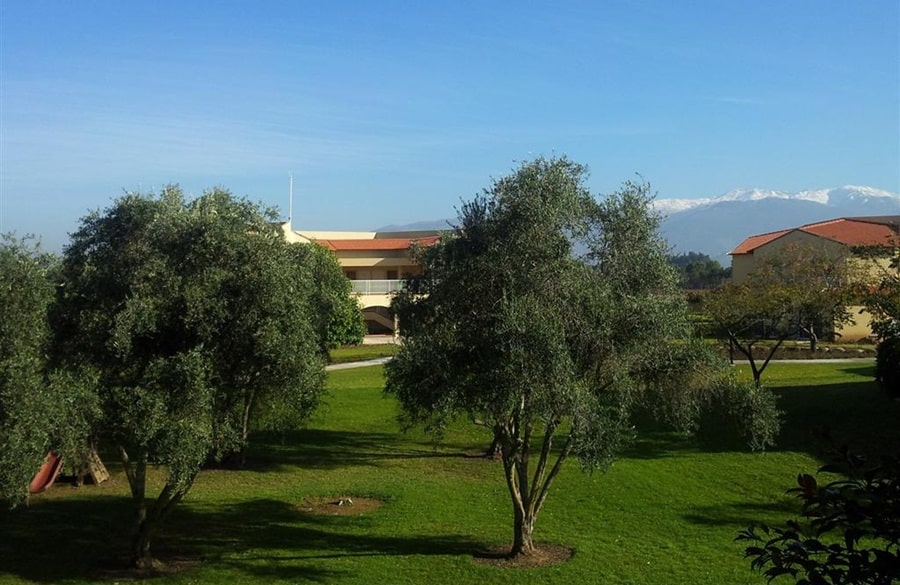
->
[738,451,900,584]
[0,236,98,507]
[52,186,325,566]
[875,330,900,399]
[701,376,782,452]
[0,237,57,505]
[288,243,365,351]
[326,297,367,348]
[386,157,766,557]
[668,251,731,289]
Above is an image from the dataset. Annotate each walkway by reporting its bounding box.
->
[325,357,393,371]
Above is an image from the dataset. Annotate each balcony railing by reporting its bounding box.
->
[350,279,405,295]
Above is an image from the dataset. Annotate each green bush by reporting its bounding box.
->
[876,332,900,399]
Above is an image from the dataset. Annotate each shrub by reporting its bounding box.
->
[738,450,900,585]
[876,332,900,399]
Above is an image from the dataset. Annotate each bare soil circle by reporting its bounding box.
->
[90,555,200,581]
[474,543,574,568]
[296,495,384,516]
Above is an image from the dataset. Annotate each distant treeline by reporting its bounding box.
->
[667,252,731,289]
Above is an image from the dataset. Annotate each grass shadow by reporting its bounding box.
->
[682,499,800,529]
[237,429,467,472]
[0,495,484,583]
[621,370,899,462]
[772,380,900,460]
[0,495,135,582]
[838,364,878,378]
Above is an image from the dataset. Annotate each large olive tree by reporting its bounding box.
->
[53,187,325,567]
[0,236,97,506]
[386,157,758,558]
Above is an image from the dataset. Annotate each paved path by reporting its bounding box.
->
[325,356,873,372]
[325,357,393,371]
[731,357,873,364]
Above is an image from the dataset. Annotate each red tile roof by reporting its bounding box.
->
[317,236,440,252]
[730,229,791,255]
[801,219,897,247]
[731,217,899,255]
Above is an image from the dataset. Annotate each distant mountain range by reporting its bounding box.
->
[377,186,900,266]
[655,186,900,264]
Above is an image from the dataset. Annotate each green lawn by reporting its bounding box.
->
[1,361,896,584]
[328,344,398,364]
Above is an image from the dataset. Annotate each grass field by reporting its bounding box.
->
[328,344,398,364]
[1,360,896,584]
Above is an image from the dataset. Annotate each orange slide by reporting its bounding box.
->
[29,452,63,494]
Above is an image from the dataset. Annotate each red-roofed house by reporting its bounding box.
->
[730,216,900,340]
[280,222,444,334]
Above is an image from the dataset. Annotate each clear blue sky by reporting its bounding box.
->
[1,1,898,250]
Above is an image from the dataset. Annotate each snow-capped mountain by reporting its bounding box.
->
[657,186,900,264]
[653,186,899,214]
[377,186,900,266]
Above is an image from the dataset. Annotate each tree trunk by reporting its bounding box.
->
[511,503,537,557]
[129,480,192,568]
[499,423,573,558]
[120,447,153,568]
[131,519,154,569]
[485,426,503,459]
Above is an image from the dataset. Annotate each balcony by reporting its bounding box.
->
[349,279,404,295]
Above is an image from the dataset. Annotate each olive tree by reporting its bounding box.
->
[706,243,855,387]
[52,187,325,567]
[386,157,759,558]
[0,236,56,505]
[0,236,98,505]
[288,242,365,353]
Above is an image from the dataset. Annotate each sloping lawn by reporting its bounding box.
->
[1,361,895,584]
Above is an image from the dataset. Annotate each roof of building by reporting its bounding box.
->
[731,216,900,255]
[316,236,441,252]
[730,229,792,255]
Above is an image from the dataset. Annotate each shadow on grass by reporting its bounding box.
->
[0,495,134,583]
[682,499,800,529]
[237,429,467,472]
[0,496,484,583]
[622,371,899,462]
[838,364,877,378]
[771,379,900,460]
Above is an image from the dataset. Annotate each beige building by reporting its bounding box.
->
[281,222,443,333]
[729,216,900,341]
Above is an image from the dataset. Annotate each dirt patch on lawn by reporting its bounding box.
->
[90,555,200,581]
[474,543,574,568]
[296,496,384,516]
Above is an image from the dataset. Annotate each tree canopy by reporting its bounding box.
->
[51,186,326,567]
[288,242,366,352]
[0,236,97,506]
[668,251,731,289]
[386,156,763,558]
[706,242,856,386]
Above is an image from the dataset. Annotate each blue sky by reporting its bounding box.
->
[1,1,898,250]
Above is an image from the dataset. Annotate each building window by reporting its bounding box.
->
[345,270,357,280]
[386,270,398,280]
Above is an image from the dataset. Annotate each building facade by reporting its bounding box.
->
[729,216,900,341]
[281,222,442,334]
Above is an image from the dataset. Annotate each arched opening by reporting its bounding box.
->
[363,306,395,335]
